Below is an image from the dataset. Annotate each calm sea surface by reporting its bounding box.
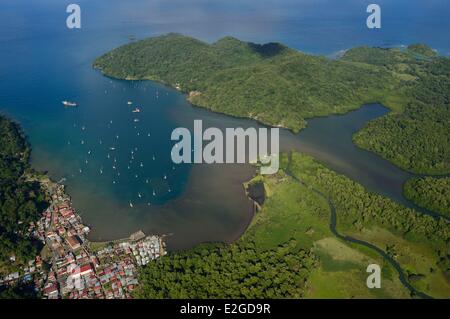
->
[0,0,448,249]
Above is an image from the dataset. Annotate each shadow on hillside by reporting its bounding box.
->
[248,42,286,58]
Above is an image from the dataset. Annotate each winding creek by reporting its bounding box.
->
[284,153,432,299]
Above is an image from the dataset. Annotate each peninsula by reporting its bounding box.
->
[94,33,449,175]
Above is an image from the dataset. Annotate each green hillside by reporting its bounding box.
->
[404,177,450,218]
[94,34,449,175]
[344,45,450,174]
[0,115,48,275]
[93,33,399,132]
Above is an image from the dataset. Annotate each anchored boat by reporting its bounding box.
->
[62,101,77,107]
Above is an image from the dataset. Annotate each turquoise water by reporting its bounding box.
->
[0,0,448,249]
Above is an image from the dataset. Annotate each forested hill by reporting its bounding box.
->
[0,115,48,275]
[93,33,398,132]
[343,46,450,174]
[94,34,449,175]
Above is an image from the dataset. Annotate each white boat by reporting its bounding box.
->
[132,108,141,113]
[133,118,140,122]
[62,101,77,107]
[129,201,133,208]
[127,101,133,105]
[109,147,116,151]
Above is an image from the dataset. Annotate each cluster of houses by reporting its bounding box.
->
[93,234,163,298]
[0,177,166,299]
[0,257,44,288]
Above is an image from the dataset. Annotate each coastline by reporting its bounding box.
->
[92,35,449,178]
[1,172,167,299]
[93,67,448,222]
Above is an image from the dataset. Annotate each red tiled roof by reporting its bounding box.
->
[80,263,93,273]
[43,283,58,295]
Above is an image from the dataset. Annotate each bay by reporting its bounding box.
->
[0,0,448,249]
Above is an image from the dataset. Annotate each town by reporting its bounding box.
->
[0,176,166,299]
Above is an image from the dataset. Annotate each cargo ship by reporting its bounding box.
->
[62,101,77,107]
